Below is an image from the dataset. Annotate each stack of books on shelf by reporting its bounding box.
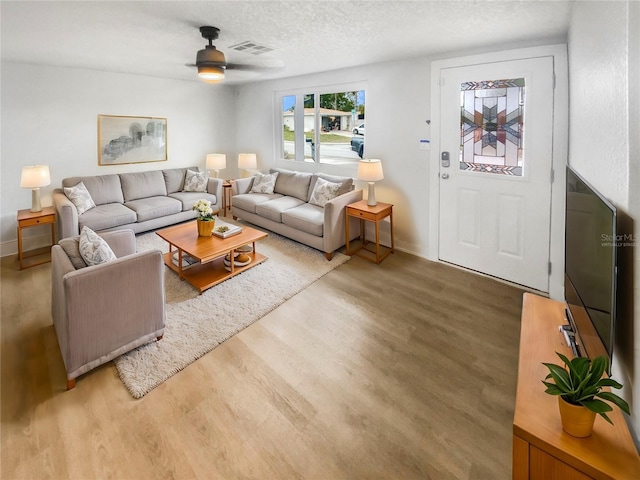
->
[172,252,198,269]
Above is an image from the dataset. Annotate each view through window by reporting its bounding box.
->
[281,89,365,166]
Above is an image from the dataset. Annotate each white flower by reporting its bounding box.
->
[192,199,214,220]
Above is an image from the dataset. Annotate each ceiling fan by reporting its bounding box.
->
[187,26,279,83]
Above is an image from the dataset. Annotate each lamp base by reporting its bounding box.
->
[31,188,42,212]
[367,182,377,207]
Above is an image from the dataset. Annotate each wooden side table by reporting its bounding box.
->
[222,181,234,217]
[345,200,394,264]
[17,206,56,270]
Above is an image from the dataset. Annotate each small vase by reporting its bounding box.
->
[197,218,215,237]
[558,396,596,437]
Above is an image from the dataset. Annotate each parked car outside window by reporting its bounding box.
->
[350,136,364,158]
[353,123,365,135]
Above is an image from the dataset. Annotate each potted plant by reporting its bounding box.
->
[542,352,630,437]
[192,199,216,237]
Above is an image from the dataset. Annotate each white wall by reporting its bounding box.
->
[0,62,237,254]
[234,57,432,256]
[568,0,639,443]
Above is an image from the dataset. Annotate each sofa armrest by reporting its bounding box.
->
[207,178,223,211]
[322,189,364,254]
[58,249,165,375]
[53,189,79,240]
[232,177,255,195]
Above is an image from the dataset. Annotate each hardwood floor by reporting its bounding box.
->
[1,248,524,479]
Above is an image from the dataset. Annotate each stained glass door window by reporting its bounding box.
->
[460,78,525,176]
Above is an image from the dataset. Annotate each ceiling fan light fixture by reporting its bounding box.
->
[198,65,225,83]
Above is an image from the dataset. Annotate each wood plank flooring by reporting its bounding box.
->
[1,248,524,479]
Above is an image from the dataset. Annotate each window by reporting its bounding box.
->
[460,78,525,176]
[279,87,366,166]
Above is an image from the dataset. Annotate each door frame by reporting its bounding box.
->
[428,44,568,300]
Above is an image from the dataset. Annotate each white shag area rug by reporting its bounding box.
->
[114,225,349,398]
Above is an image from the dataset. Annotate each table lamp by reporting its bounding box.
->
[238,153,257,177]
[20,165,51,212]
[357,159,384,206]
[206,153,226,178]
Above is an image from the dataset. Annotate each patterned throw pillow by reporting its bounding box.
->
[183,169,208,192]
[64,181,96,215]
[250,172,279,194]
[309,177,342,207]
[79,226,117,266]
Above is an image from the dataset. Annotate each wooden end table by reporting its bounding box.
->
[345,200,394,264]
[17,206,56,270]
[222,181,234,217]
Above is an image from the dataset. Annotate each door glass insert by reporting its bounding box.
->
[460,78,525,176]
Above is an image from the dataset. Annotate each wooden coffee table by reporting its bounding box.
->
[156,220,268,294]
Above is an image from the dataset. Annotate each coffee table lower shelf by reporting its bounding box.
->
[162,251,267,294]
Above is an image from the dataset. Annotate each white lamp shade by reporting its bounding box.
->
[357,159,384,182]
[206,153,226,170]
[238,153,258,170]
[20,165,51,188]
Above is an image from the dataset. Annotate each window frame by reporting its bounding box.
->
[275,82,366,175]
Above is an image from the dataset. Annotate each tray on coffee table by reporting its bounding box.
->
[156,220,268,294]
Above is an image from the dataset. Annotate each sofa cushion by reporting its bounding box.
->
[58,237,88,270]
[79,226,117,266]
[124,196,182,222]
[255,196,306,223]
[163,167,198,194]
[282,204,324,237]
[168,191,218,212]
[271,168,313,201]
[78,203,137,232]
[308,173,353,201]
[64,181,96,215]
[62,174,124,206]
[184,169,209,192]
[309,177,342,207]
[250,172,279,194]
[120,170,167,202]
[233,193,283,214]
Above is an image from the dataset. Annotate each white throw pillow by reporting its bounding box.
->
[79,226,117,266]
[250,172,279,194]
[183,169,208,192]
[309,177,342,207]
[64,181,96,215]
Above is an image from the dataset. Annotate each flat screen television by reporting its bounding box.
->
[564,166,617,374]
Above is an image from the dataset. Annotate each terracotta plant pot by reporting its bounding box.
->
[197,218,215,237]
[558,396,596,437]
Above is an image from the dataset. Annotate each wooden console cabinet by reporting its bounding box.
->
[513,293,640,479]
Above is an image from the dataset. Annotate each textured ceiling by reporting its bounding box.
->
[0,1,573,85]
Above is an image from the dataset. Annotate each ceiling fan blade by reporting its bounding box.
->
[225,62,283,71]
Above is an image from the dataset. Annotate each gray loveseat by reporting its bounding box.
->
[53,167,222,239]
[232,168,363,260]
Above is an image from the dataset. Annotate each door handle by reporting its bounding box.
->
[441,173,449,179]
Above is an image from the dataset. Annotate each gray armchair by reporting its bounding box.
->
[51,229,165,389]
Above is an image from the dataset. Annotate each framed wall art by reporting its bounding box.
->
[98,115,167,165]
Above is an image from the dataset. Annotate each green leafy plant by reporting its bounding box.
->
[542,352,630,425]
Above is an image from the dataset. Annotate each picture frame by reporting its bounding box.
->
[98,114,167,165]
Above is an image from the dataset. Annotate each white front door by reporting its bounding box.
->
[438,57,554,292]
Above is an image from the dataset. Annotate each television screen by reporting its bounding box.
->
[564,166,617,369]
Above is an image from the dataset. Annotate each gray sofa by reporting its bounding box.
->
[53,167,222,239]
[232,168,363,260]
